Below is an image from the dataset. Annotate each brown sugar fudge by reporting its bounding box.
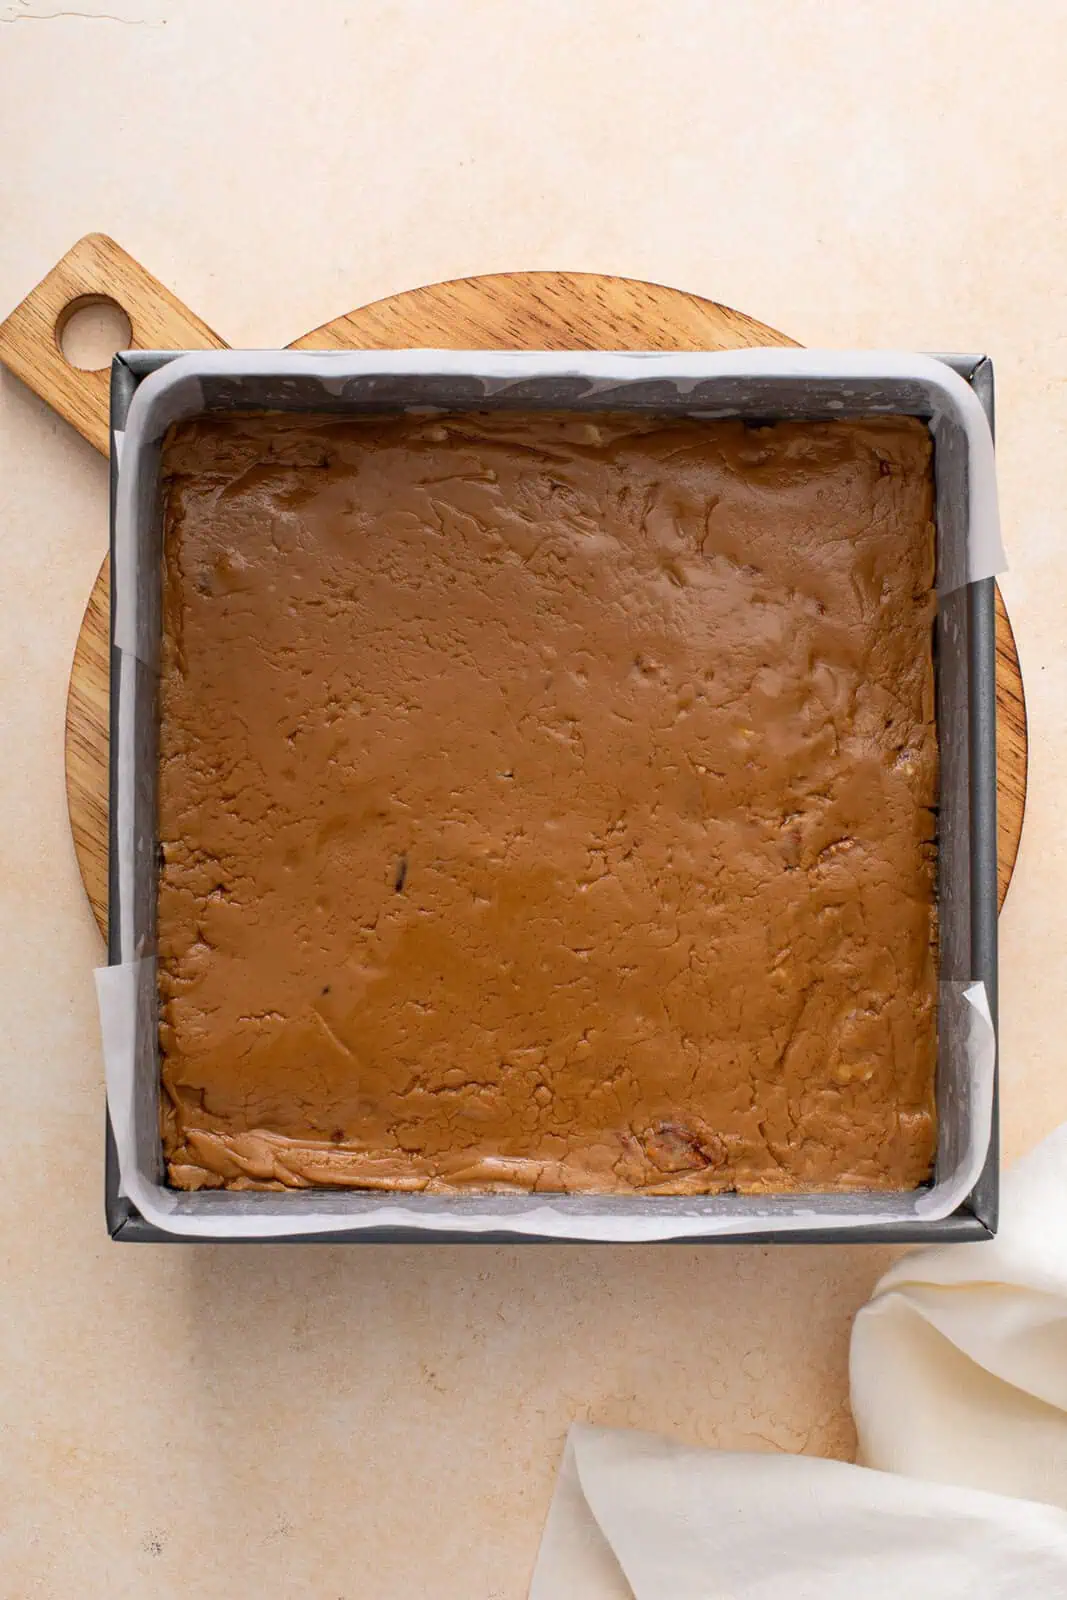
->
[157,410,938,1194]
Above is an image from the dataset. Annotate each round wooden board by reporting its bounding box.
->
[64,271,1028,935]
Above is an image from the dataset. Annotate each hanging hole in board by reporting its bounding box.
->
[56,295,133,372]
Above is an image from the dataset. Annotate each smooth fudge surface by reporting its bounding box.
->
[157,410,937,1194]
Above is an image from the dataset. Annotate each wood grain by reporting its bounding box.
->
[0,247,1026,933]
[0,233,225,456]
[64,555,110,929]
[292,271,797,354]
[995,583,1029,904]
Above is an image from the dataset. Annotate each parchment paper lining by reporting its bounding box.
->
[102,348,1002,1240]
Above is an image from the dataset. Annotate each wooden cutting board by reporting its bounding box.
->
[0,234,1028,936]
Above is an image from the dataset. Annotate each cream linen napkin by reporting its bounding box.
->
[530,1125,1067,1597]
[851,1120,1067,1507]
[529,1423,1067,1597]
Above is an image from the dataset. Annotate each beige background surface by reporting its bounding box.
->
[1,2,1065,1595]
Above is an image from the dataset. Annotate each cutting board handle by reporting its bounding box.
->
[0,234,226,457]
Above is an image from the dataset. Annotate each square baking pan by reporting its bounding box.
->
[100,348,1000,1243]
